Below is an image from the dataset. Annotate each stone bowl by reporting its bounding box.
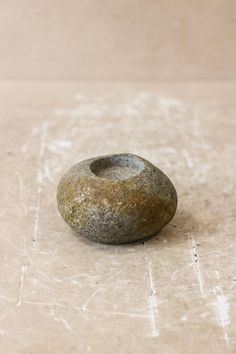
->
[57,153,177,244]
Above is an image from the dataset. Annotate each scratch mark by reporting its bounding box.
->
[23,300,66,308]
[69,273,98,280]
[15,172,32,264]
[56,315,77,337]
[0,295,16,303]
[100,310,149,318]
[36,270,62,284]
[183,149,194,168]
[16,265,27,306]
[81,270,122,311]
[213,271,230,347]
[32,179,42,243]
[16,172,27,216]
[190,235,204,296]
[171,263,193,280]
[73,307,149,319]
[32,122,49,243]
[36,270,98,285]
[22,233,33,266]
[147,263,159,337]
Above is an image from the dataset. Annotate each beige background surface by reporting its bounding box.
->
[0,81,236,353]
[0,0,236,80]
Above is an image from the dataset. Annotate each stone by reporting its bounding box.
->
[57,153,178,244]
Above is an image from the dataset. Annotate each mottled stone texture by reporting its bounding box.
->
[57,154,177,244]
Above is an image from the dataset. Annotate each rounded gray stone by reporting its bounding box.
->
[57,153,178,244]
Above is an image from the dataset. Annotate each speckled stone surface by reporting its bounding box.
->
[57,153,177,244]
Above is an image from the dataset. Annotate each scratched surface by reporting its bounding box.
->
[0,81,235,354]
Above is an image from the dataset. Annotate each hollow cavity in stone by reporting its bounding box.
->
[90,154,145,181]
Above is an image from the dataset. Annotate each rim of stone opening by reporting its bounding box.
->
[90,154,145,181]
